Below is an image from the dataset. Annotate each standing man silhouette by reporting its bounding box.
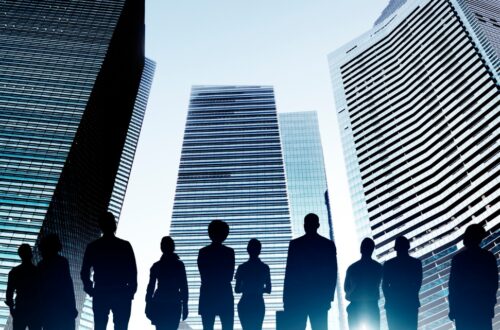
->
[81,211,137,330]
[448,224,498,330]
[344,238,382,330]
[6,244,41,330]
[198,220,235,330]
[382,236,422,330]
[235,238,272,330]
[283,213,338,330]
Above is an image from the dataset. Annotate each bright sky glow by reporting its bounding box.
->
[117,1,389,328]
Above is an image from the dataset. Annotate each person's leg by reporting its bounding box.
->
[13,316,28,330]
[201,313,216,330]
[93,294,111,330]
[308,307,328,330]
[455,316,493,330]
[219,306,235,330]
[287,308,309,330]
[111,295,132,330]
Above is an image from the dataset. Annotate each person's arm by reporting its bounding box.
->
[179,261,189,320]
[487,253,499,307]
[283,240,295,309]
[448,257,458,320]
[227,248,235,283]
[234,266,242,294]
[330,242,338,301]
[145,264,157,302]
[80,245,94,297]
[264,264,272,294]
[415,259,423,293]
[127,242,138,298]
[63,258,78,319]
[5,270,15,311]
[382,262,390,302]
[344,266,352,302]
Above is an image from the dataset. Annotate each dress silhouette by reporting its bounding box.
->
[198,220,235,330]
[344,238,382,330]
[146,236,189,330]
[6,244,41,330]
[448,224,498,330]
[37,234,77,330]
[235,239,271,330]
[283,213,338,330]
[80,212,137,330]
[382,236,422,330]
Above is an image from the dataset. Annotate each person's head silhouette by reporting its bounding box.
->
[304,213,320,235]
[247,238,261,259]
[18,243,33,263]
[39,234,62,259]
[360,237,375,258]
[98,211,117,236]
[208,220,229,244]
[463,224,486,248]
[394,236,410,256]
[161,236,175,254]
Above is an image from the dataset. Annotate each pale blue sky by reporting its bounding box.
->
[117,1,388,328]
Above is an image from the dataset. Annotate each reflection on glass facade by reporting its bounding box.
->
[0,0,146,328]
[78,58,155,330]
[329,0,499,328]
[278,111,346,330]
[170,86,292,329]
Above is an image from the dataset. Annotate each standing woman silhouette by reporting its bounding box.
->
[235,239,271,330]
[37,234,78,330]
[146,236,189,330]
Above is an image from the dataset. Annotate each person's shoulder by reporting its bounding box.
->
[222,244,234,253]
[410,256,422,266]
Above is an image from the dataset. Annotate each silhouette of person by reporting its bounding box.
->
[145,236,189,330]
[198,220,235,330]
[80,211,137,330]
[235,238,271,330]
[37,234,78,330]
[344,238,382,330]
[5,244,41,330]
[382,236,422,330]
[283,213,338,330]
[448,224,498,330]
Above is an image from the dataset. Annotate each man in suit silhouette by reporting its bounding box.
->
[382,236,422,330]
[6,244,41,330]
[344,238,382,330]
[198,220,235,330]
[81,211,137,330]
[283,213,338,330]
[448,224,498,330]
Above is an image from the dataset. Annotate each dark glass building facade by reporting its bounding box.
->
[170,86,292,329]
[0,0,146,327]
[78,58,155,329]
[329,0,499,328]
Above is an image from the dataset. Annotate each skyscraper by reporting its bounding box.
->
[278,111,346,330]
[329,0,499,328]
[78,58,156,330]
[170,85,292,329]
[0,0,146,327]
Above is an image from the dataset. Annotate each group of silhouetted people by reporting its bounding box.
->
[5,211,498,330]
[344,224,498,330]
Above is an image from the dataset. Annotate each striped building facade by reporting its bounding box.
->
[329,0,499,328]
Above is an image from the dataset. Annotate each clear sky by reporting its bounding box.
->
[117,1,388,328]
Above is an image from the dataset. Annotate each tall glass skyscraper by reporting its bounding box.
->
[279,111,346,330]
[329,0,499,328]
[0,0,147,327]
[170,86,292,329]
[78,58,156,330]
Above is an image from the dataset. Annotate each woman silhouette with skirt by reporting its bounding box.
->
[235,239,271,330]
